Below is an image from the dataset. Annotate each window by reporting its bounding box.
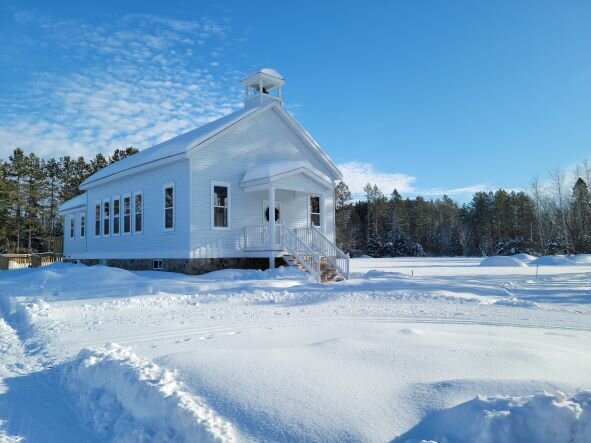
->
[80,213,86,238]
[153,259,163,270]
[310,196,321,227]
[123,195,131,234]
[164,184,174,230]
[134,192,143,233]
[70,215,75,239]
[103,200,110,236]
[113,197,120,235]
[95,202,101,236]
[212,182,230,229]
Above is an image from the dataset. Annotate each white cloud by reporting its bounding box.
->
[0,12,242,160]
[338,161,503,201]
[338,161,416,197]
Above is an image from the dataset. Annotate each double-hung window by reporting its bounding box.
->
[212,181,230,229]
[134,192,143,233]
[164,184,174,230]
[123,195,131,234]
[113,197,120,235]
[103,200,110,236]
[310,196,321,227]
[95,202,101,236]
[80,213,86,238]
[70,215,75,239]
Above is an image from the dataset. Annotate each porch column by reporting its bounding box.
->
[320,192,326,233]
[268,186,276,269]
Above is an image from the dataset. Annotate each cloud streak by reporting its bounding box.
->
[1,12,243,159]
[338,161,503,201]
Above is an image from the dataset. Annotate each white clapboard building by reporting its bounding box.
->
[59,68,348,282]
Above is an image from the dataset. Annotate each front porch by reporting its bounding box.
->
[239,160,349,282]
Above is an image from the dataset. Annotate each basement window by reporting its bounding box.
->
[153,260,164,270]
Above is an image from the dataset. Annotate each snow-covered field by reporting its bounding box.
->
[1,257,590,442]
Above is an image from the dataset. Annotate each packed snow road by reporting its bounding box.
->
[0,257,590,442]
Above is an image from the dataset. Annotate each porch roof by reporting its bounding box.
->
[240,160,333,192]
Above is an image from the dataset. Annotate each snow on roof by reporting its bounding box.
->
[241,67,284,81]
[241,160,331,185]
[81,104,268,187]
[259,68,284,80]
[59,193,87,213]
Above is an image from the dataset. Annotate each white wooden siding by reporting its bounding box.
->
[75,159,190,259]
[188,107,336,257]
[62,208,88,256]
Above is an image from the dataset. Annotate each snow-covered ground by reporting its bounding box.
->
[1,257,590,442]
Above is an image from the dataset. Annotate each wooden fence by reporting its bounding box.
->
[0,253,63,270]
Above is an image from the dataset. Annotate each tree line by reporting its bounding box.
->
[2,146,590,258]
[336,162,591,257]
[0,147,138,253]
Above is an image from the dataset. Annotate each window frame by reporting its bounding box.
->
[309,195,321,228]
[94,201,101,237]
[69,215,75,239]
[112,196,121,236]
[103,198,110,237]
[122,193,131,235]
[211,180,231,230]
[133,191,143,234]
[153,259,164,270]
[80,212,86,238]
[163,183,175,232]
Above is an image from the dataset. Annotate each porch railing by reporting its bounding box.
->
[294,226,350,279]
[243,223,348,281]
[280,223,321,282]
[244,224,281,249]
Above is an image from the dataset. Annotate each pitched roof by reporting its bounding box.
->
[241,160,331,188]
[81,103,269,188]
[80,100,342,189]
[59,193,87,213]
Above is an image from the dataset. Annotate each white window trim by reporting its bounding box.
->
[112,196,121,236]
[262,200,282,224]
[133,191,143,235]
[103,198,111,237]
[309,195,321,228]
[211,180,231,230]
[69,215,75,239]
[163,183,175,232]
[80,212,86,238]
[94,201,101,237]
[122,193,131,236]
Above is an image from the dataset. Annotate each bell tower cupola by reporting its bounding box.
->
[240,68,285,109]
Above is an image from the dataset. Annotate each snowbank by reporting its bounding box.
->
[514,253,536,261]
[479,256,527,267]
[396,391,591,443]
[0,262,306,301]
[530,255,574,266]
[568,254,591,265]
[60,344,235,443]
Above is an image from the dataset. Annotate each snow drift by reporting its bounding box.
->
[395,391,591,443]
[60,343,235,443]
[479,256,527,267]
[530,255,574,266]
[514,253,536,261]
[568,254,591,265]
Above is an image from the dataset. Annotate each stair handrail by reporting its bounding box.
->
[281,223,321,282]
[294,226,349,279]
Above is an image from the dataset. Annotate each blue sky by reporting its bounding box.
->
[1,1,590,200]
